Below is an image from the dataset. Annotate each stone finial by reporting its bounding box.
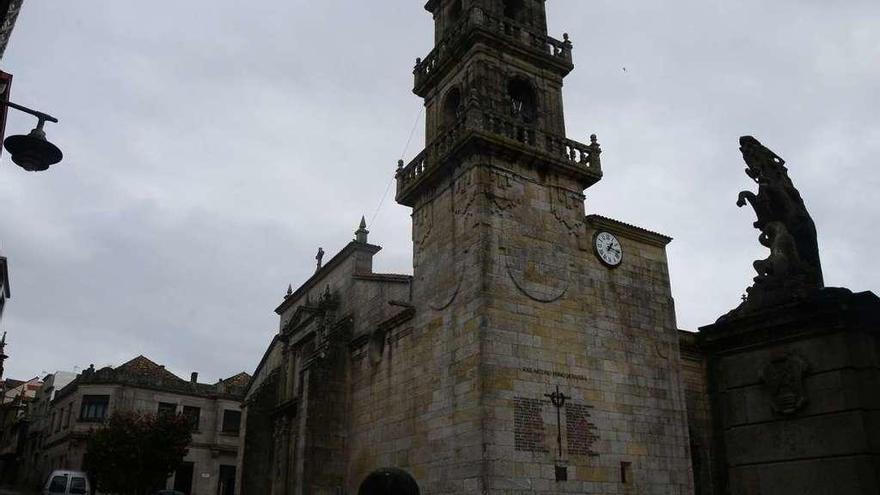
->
[316,248,325,271]
[285,284,293,299]
[397,159,404,169]
[587,134,602,170]
[355,216,370,244]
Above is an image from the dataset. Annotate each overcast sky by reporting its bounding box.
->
[0,0,876,382]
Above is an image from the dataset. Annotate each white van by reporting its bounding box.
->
[42,470,91,495]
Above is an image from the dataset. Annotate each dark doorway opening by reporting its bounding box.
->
[173,462,194,494]
[358,468,420,495]
[218,465,236,495]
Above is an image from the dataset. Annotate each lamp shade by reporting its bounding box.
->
[4,127,62,171]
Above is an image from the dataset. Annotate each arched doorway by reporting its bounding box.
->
[358,468,420,495]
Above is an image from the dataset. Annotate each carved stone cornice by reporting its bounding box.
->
[585,215,672,248]
[397,124,601,207]
[698,289,878,354]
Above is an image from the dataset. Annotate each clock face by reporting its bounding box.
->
[594,231,623,267]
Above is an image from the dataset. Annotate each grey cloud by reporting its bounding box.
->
[0,0,876,381]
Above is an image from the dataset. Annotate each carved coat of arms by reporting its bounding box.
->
[761,353,809,415]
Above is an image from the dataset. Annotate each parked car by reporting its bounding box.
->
[42,470,91,495]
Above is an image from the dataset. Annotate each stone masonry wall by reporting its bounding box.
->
[343,155,693,494]
[474,157,693,494]
[346,160,487,494]
[678,331,714,495]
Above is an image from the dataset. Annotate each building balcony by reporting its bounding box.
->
[413,7,573,97]
[395,104,601,207]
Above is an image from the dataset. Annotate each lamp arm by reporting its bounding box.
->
[0,100,58,128]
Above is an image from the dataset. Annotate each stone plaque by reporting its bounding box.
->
[514,397,548,453]
[566,403,599,456]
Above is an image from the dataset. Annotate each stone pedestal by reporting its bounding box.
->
[699,289,880,495]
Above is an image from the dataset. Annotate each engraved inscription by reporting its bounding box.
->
[514,397,548,453]
[566,403,599,457]
[521,367,590,383]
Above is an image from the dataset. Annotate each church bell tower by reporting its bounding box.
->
[393,1,693,493]
[397,0,603,306]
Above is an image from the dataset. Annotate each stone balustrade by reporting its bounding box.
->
[397,107,599,198]
[414,7,573,91]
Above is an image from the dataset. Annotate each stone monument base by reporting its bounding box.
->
[699,288,880,494]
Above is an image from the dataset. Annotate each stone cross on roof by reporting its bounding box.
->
[316,247,325,271]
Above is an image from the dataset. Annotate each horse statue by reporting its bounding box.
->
[726,136,824,318]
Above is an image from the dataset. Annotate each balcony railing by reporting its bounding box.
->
[414,7,573,91]
[396,105,601,199]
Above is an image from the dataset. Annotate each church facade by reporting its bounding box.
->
[236,1,880,494]
[239,1,693,493]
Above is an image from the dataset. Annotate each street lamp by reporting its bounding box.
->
[0,72,62,172]
[1,100,61,172]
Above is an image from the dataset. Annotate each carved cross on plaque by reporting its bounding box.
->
[545,385,569,457]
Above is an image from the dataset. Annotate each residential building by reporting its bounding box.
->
[17,371,75,489]
[0,0,23,60]
[41,356,248,495]
[0,376,40,485]
[0,254,8,336]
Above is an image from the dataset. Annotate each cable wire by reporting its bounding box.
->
[369,106,424,226]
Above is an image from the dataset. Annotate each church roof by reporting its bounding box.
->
[275,240,382,315]
[586,214,673,247]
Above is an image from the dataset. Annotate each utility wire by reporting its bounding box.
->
[369,106,424,227]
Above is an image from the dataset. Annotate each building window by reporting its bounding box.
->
[157,402,177,418]
[64,406,71,429]
[183,406,201,431]
[221,410,241,434]
[79,395,110,422]
[621,461,632,484]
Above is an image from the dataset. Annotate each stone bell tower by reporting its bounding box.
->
[393,1,693,494]
[397,0,601,309]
